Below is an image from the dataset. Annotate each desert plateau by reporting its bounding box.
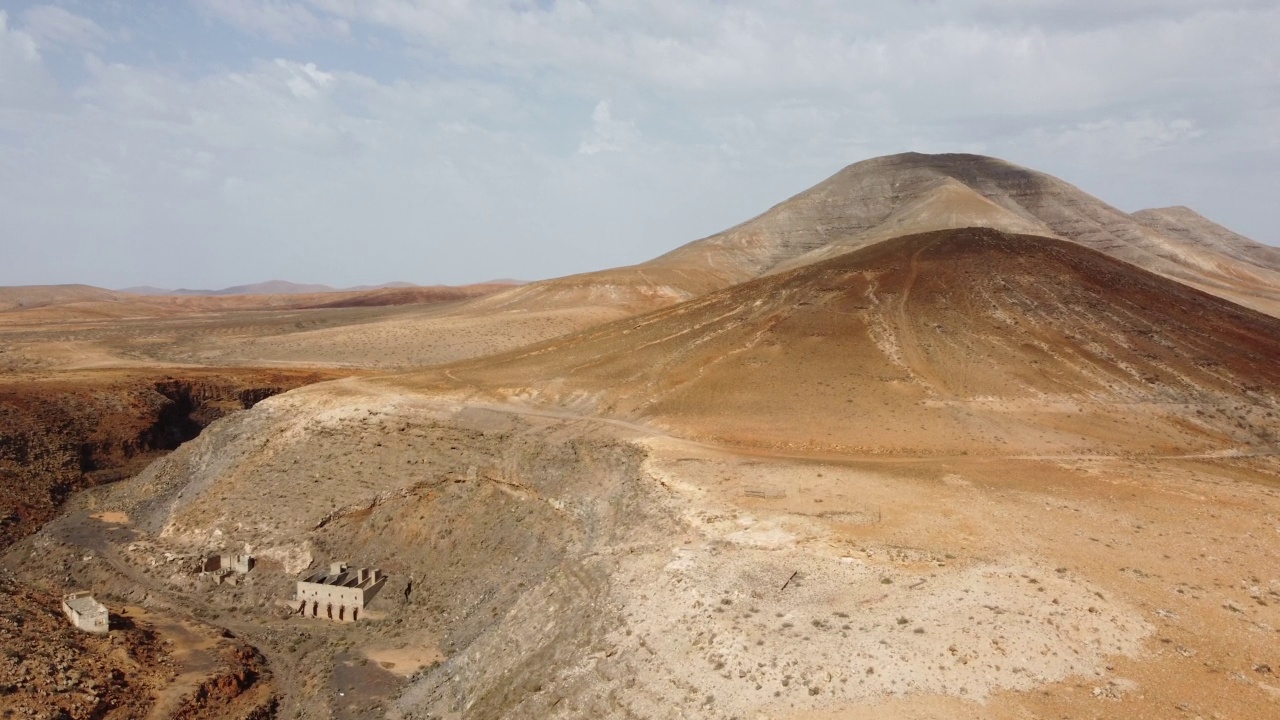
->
[1,150,1278,720]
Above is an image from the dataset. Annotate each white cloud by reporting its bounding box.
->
[1038,118,1205,160]
[1,1,1278,288]
[283,0,1279,136]
[577,101,640,155]
[0,10,61,109]
[22,5,113,50]
[0,11,40,63]
[278,60,333,98]
[197,0,348,42]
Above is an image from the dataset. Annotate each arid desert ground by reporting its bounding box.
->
[2,153,1279,719]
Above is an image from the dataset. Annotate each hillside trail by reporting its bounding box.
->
[38,513,242,719]
[893,236,949,394]
[340,376,1276,466]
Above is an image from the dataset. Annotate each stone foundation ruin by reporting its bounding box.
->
[295,561,386,622]
[200,552,255,585]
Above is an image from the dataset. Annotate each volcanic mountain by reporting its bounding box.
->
[413,227,1280,457]
[411,153,1280,349]
[10,154,1276,370]
[645,153,1280,314]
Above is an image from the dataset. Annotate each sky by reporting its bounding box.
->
[1,1,1277,289]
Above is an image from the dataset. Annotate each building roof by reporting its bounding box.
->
[65,594,106,616]
[300,566,382,590]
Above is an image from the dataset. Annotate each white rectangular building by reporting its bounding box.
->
[62,592,108,633]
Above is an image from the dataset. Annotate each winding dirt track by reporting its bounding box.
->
[893,237,947,394]
[354,377,1276,466]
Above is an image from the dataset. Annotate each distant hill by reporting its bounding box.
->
[302,283,522,309]
[0,284,123,312]
[421,227,1280,457]
[0,281,515,323]
[117,286,175,296]
[340,281,419,292]
[117,280,441,296]
[171,280,338,296]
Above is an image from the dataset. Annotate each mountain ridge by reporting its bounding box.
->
[448,152,1280,328]
[636,153,1280,313]
[116,280,465,296]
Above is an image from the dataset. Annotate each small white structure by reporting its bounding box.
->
[200,553,254,585]
[295,561,386,622]
[62,592,108,634]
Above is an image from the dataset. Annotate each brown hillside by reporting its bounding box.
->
[643,153,1280,316]
[1132,205,1280,271]
[447,153,1280,332]
[0,368,338,549]
[0,284,123,312]
[416,227,1280,457]
[0,283,509,325]
[300,282,516,309]
[371,151,1280,360]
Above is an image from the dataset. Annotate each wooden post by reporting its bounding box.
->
[780,570,799,591]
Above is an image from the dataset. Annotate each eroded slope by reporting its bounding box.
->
[6,383,1201,719]
[417,228,1280,457]
[0,368,336,549]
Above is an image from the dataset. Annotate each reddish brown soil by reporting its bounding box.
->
[169,642,278,720]
[0,282,511,323]
[302,283,517,309]
[0,368,341,550]
[0,572,280,720]
[0,571,170,719]
[417,228,1280,456]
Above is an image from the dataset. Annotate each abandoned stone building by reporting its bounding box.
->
[200,553,254,584]
[62,591,109,633]
[295,561,386,622]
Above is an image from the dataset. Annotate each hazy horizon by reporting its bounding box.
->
[3,1,1278,289]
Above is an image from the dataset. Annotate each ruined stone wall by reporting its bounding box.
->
[297,582,363,609]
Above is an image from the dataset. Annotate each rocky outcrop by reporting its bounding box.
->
[170,643,278,720]
[0,570,171,719]
[0,369,334,550]
[31,384,682,718]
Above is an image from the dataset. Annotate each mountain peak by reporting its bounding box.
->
[643,151,1280,316]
